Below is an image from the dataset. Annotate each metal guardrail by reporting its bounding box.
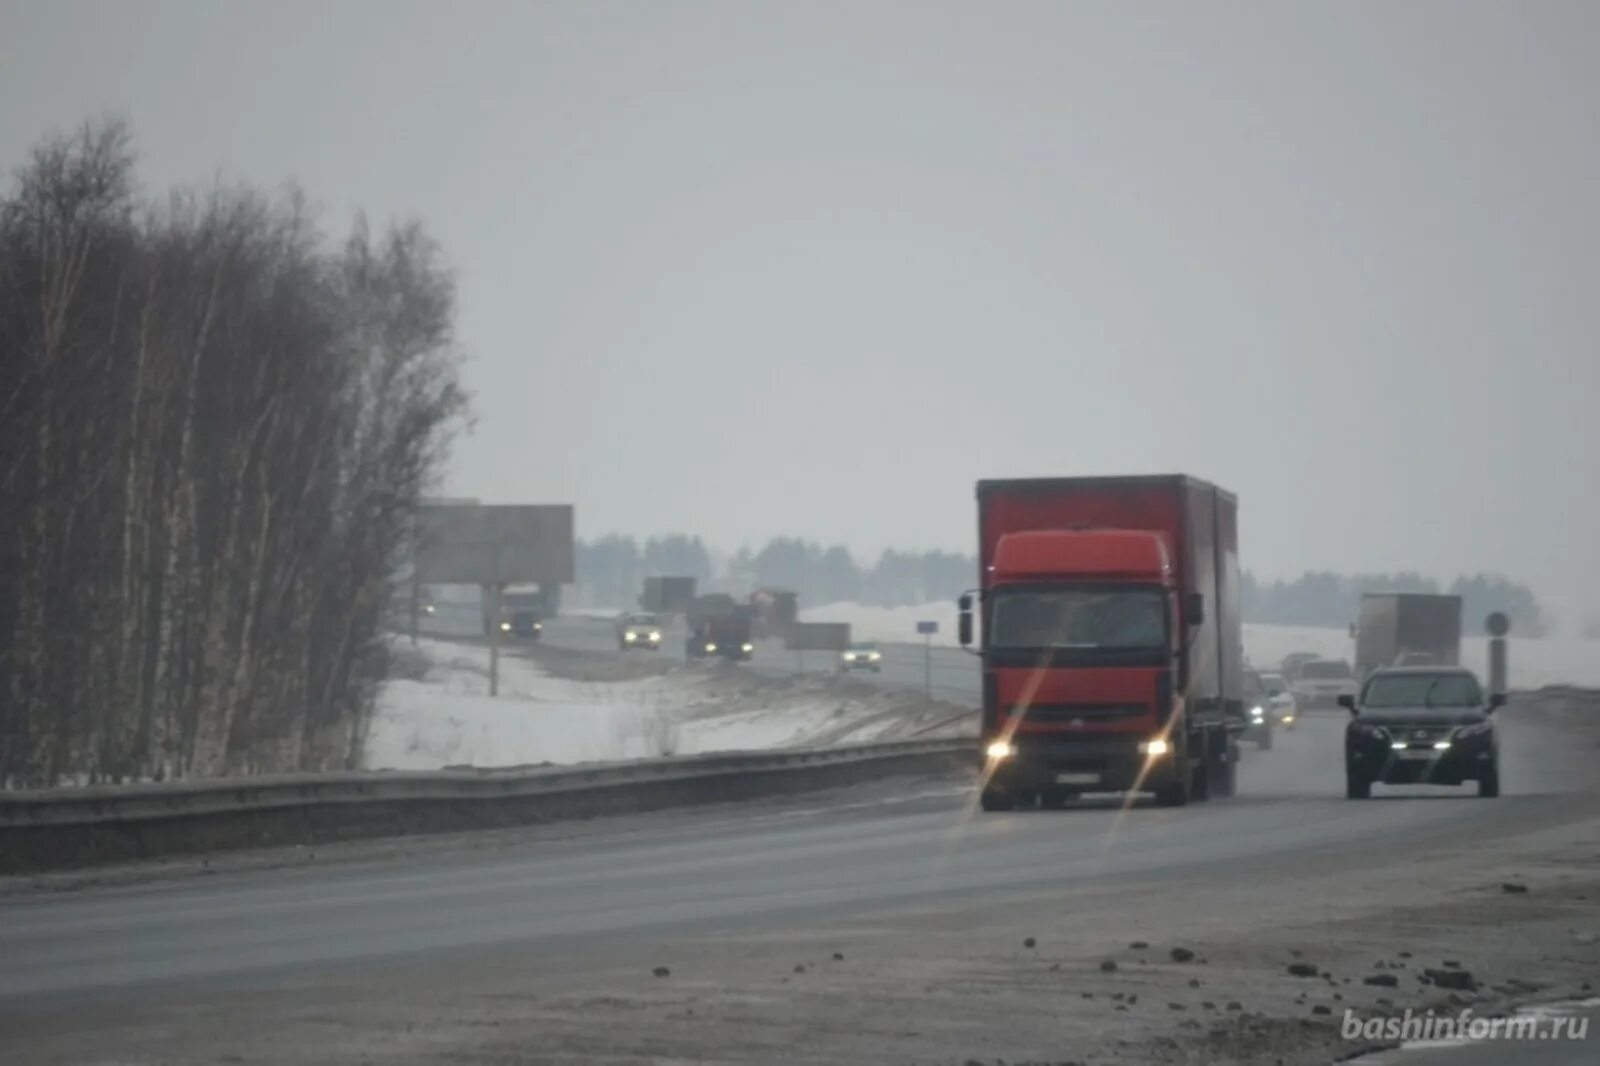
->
[0,738,979,830]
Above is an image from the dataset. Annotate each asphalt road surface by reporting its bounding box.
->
[5,612,1593,1063]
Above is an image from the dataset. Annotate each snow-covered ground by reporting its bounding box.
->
[804,601,1600,689]
[364,638,972,772]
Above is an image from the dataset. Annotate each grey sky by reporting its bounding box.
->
[4,1,1597,623]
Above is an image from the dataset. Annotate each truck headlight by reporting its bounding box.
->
[985,740,1015,759]
[843,653,856,662]
[625,631,637,642]
[1139,738,1171,757]
[705,643,717,653]
[1249,705,1265,720]
[741,642,754,653]
[649,631,661,642]
[499,622,511,632]
[869,651,881,661]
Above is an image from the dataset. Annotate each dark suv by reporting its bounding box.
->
[1340,667,1504,799]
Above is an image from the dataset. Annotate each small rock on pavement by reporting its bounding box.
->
[1364,974,1400,987]
[1502,882,1529,894]
[1226,1001,1243,1011]
[1398,951,1412,958]
[1024,937,1037,949]
[832,952,844,961]
[652,967,671,978]
[1128,994,1139,1005]
[1169,1002,1185,1010]
[1170,947,1196,963]
[1290,949,1303,957]
[1288,963,1319,978]
[1100,959,1118,972]
[1130,940,1150,949]
[1312,1005,1332,1016]
[1188,978,1201,988]
[1426,968,1477,991]
[793,964,806,974]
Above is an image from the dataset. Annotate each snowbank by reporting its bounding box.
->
[365,639,970,771]
[805,602,1600,688]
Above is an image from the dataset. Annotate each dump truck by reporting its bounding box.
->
[1353,593,1462,679]
[960,475,1244,810]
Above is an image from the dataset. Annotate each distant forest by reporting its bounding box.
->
[574,535,1547,636]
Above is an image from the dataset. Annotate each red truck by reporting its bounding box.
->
[958,475,1245,810]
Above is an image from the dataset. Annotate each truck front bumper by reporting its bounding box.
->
[984,736,1181,795]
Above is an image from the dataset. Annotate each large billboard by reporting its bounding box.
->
[414,504,574,585]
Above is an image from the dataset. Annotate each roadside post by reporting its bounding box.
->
[917,620,939,700]
[1486,611,1510,695]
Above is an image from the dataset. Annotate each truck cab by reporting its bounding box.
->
[960,476,1243,810]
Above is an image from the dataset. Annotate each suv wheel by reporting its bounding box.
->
[1345,773,1371,800]
[1478,766,1501,798]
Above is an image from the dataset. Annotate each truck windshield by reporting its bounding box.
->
[1363,673,1483,708]
[989,587,1166,651]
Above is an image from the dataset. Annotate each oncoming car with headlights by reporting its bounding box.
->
[616,612,664,651]
[1341,666,1504,799]
[840,641,883,673]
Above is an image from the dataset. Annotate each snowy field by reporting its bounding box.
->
[365,638,972,772]
[803,601,1600,689]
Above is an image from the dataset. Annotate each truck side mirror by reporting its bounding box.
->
[1487,692,1507,712]
[1337,694,1357,713]
[957,593,973,647]
[1185,592,1204,626]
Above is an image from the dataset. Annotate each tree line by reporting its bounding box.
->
[1242,571,1546,637]
[576,534,1547,636]
[574,535,975,609]
[0,121,466,787]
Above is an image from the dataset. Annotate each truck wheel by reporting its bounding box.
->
[1154,771,1190,806]
[979,788,1015,812]
[1477,766,1500,798]
[1345,773,1371,800]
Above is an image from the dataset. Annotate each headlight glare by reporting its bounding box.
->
[1139,737,1171,757]
[985,740,1015,759]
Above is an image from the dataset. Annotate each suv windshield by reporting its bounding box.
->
[1301,660,1353,680]
[989,587,1166,651]
[1363,672,1484,708]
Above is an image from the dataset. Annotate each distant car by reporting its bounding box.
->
[840,641,883,673]
[1241,667,1274,749]
[1280,651,1320,682]
[1290,658,1358,711]
[1342,666,1504,799]
[1260,671,1297,730]
[616,613,664,651]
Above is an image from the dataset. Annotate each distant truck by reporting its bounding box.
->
[484,583,556,640]
[960,475,1244,810]
[684,594,755,662]
[640,576,697,615]
[1354,593,1462,679]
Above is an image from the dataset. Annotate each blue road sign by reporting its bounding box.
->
[916,620,939,635]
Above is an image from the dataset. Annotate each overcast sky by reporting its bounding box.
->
[3,1,1597,623]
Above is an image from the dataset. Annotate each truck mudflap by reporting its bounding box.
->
[984,736,1184,796]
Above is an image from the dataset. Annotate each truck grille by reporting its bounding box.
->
[1006,704,1146,722]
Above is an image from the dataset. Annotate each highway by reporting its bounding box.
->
[3,612,1596,1064]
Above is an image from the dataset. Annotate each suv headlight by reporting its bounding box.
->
[1454,720,1494,740]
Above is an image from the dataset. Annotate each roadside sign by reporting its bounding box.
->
[916,621,939,635]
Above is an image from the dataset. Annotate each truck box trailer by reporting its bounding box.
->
[959,475,1244,809]
[1354,593,1462,679]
